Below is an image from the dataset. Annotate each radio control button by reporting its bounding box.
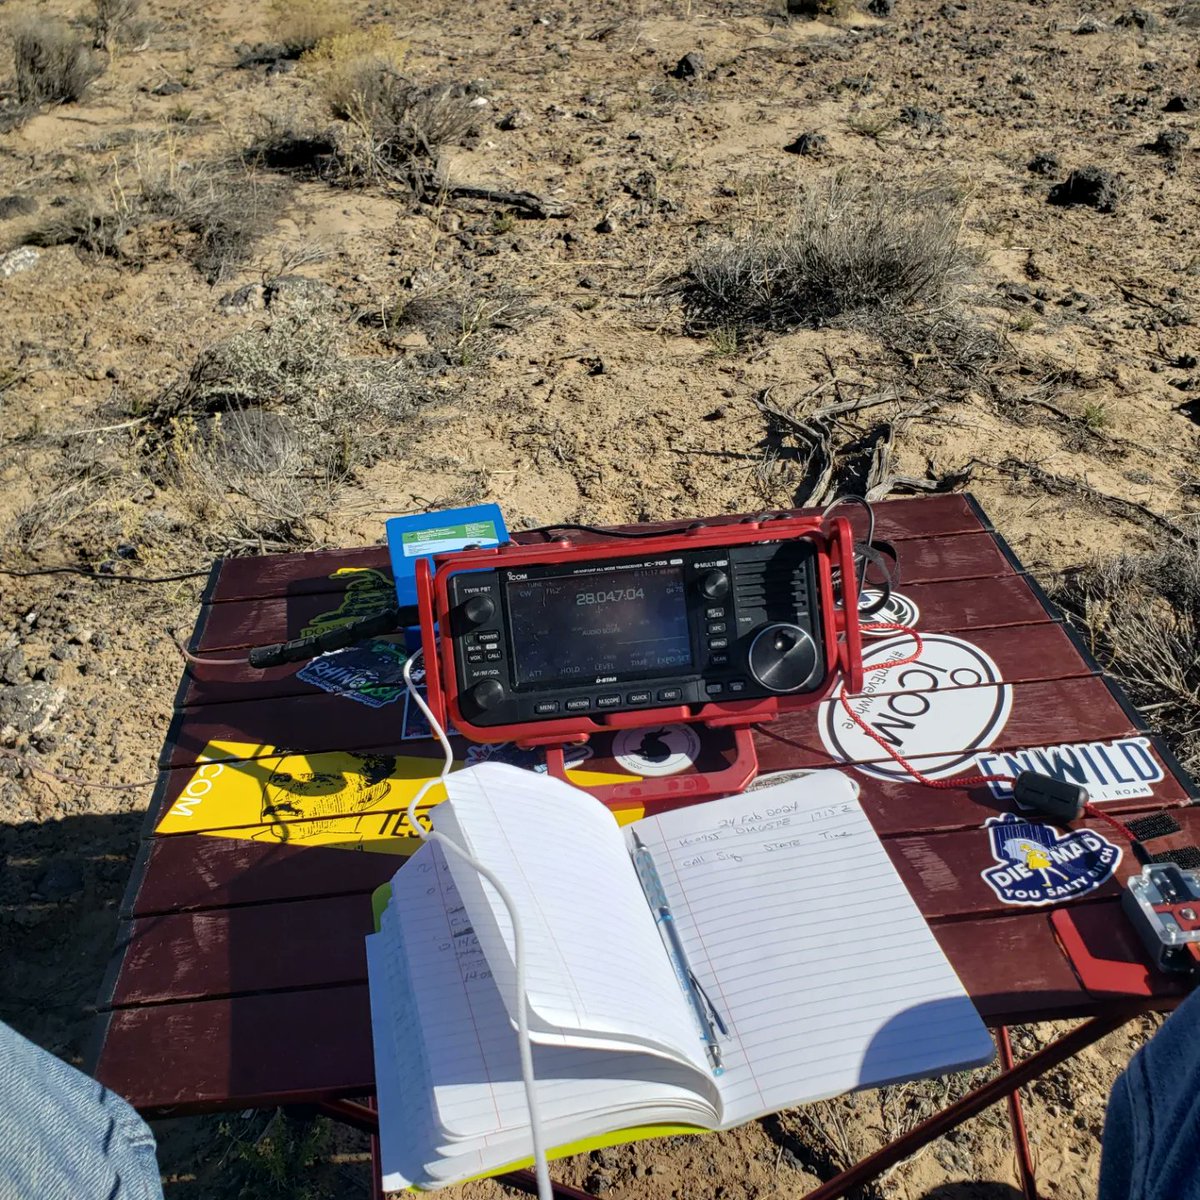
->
[705,606,725,620]
[657,688,683,702]
[700,569,730,601]
[728,679,747,693]
[705,682,724,696]
[709,652,729,666]
[626,690,652,705]
[485,651,503,662]
[533,701,560,715]
[477,631,500,644]
[462,594,496,626]
[466,652,484,664]
[597,694,621,709]
[707,621,727,635]
[466,678,505,712]
[565,697,591,712]
[708,637,729,650]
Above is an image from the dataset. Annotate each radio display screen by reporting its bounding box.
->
[506,565,693,686]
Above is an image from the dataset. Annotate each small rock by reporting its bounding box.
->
[0,246,40,279]
[594,216,617,234]
[899,104,943,132]
[50,643,80,664]
[583,355,606,375]
[1148,128,1189,158]
[151,79,185,96]
[0,648,26,684]
[36,859,84,901]
[1073,14,1106,33]
[0,683,66,738]
[1048,166,1122,213]
[1027,152,1060,176]
[497,108,531,131]
[266,58,297,76]
[783,131,828,156]
[34,664,61,684]
[584,1173,613,1194]
[868,0,895,14]
[671,52,705,80]
[0,194,37,220]
[1115,7,1159,29]
[999,281,1034,304]
[1164,95,1196,113]
[217,284,266,315]
[263,275,335,309]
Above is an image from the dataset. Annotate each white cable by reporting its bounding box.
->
[401,649,555,1200]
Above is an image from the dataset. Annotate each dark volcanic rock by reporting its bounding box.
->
[783,131,829,156]
[868,0,895,13]
[671,52,705,79]
[1164,95,1196,113]
[1048,166,1122,213]
[1148,128,1189,158]
[0,194,38,220]
[1027,152,1060,176]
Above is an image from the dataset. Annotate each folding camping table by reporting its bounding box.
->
[88,494,1197,1200]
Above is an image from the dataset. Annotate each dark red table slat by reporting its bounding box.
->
[95,985,375,1113]
[110,894,375,1006]
[129,836,401,917]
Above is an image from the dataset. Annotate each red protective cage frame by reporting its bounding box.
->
[415,513,863,750]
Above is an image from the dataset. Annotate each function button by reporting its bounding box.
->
[705,682,724,696]
[707,621,727,635]
[657,687,683,702]
[597,694,622,709]
[728,679,747,693]
[709,652,729,666]
[485,651,503,662]
[705,606,726,620]
[477,631,501,644]
[626,690,652,705]
[533,701,560,715]
[565,697,591,712]
[708,637,729,651]
[466,651,485,664]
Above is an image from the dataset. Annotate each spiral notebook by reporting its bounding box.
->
[366,764,993,1190]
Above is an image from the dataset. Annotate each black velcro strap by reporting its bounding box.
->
[1126,812,1184,842]
[1149,846,1200,871]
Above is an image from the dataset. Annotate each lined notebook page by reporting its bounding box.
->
[373,839,716,1187]
[435,763,703,1067]
[629,772,995,1128]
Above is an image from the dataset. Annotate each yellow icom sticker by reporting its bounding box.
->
[157,741,453,855]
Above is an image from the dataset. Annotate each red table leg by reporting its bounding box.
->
[998,1026,1040,1200]
[799,1005,1151,1200]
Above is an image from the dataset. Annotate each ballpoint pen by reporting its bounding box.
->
[630,830,727,1075]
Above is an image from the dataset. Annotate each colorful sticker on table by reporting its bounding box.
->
[976,737,1165,806]
[859,588,920,637]
[613,724,702,777]
[296,638,409,709]
[818,633,1012,782]
[156,740,454,854]
[401,662,460,741]
[301,567,396,637]
[981,813,1121,907]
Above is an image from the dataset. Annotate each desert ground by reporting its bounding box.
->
[1,0,1198,1196]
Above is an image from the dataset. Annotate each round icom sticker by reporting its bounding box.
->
[819,633,1012,782]
[859,588,920,636]
[613,724,702,777]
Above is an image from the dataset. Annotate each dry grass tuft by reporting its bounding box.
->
[303,28,408,118]
[27,143,287,281]
[268,0,351,57]
[92,0,151,50]
[673,174,974,332]
[12,19,105,108]
[144,295,425,549]
[1051,537,1200,775]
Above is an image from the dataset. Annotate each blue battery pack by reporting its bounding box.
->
[385,504,508,608]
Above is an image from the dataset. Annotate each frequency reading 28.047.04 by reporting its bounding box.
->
[576,588,646,606]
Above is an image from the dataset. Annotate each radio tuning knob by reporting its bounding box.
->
[467,678,505,712]
[462,594,496,625]
[748,623,818,694]
[700,569,730,601]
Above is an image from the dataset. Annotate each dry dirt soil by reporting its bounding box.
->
[1,0,1199,1197]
